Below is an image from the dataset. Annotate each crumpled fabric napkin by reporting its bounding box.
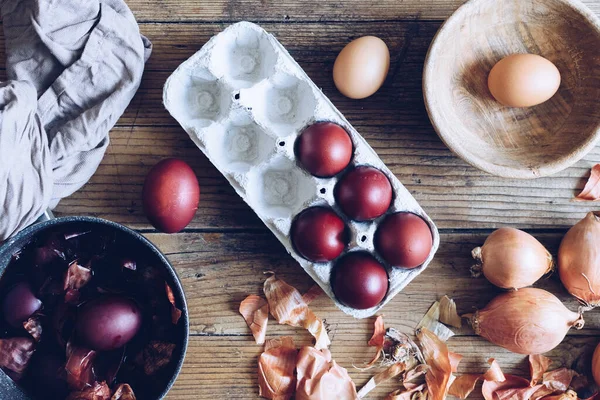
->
[0,0,151,240]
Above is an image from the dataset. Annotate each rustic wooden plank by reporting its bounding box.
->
[54,124,600,230]
[142,231,600,337]
[166,335,597,400]
[125,0,600,22]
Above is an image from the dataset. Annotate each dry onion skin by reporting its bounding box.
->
[416,328,452,400]
[466,288,583,354]
[558,212,600,307]
[472,228,553,289]
[263,273,330,350]
[575,164,600,201]
[258,337,298,400]
[296,346,358,400]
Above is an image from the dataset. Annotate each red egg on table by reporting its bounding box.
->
[332,252,388,310]
[335,166,392,221]
[75,296,142,351]
[291,207,348,262]
[143,158,200,233]
[375,212,433,269]
[296,122,353,178]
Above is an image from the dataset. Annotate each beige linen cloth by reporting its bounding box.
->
[0,0,151,240]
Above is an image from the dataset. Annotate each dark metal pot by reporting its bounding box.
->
[0,215,189,400]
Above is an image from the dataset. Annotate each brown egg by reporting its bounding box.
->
[332,252,388,310]
[291,207,348,262]
[333,36,390,99]
[75,296,142,351]
[375,212,433,269]
[143,158,200,233]
[335,166,392,221]
[488,54,561,108]
[296,122,353,178]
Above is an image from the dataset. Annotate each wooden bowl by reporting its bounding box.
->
[423,0,600,179]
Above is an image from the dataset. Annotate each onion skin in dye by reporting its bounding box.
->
[558,212,600,307]
[468,288,583,355]
[472,228,553,289]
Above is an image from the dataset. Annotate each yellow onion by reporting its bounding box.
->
[472,228,553,289]
[558,212,600,307]
[467,288,583,354]
[592,342,600,386]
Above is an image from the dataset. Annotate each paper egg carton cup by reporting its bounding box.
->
[163,21,440,318]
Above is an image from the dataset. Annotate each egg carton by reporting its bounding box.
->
[163,21,440,318]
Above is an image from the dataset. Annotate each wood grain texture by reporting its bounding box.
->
[123,0,600,22]
[19,0,600,398]
[152,231,600,399]
[167,336,599,399]
[52,21,600,229]
[424,0,600,178]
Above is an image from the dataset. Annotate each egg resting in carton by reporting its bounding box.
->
[163,21,440,318]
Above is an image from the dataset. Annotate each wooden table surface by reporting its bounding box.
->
[47,0,600,398]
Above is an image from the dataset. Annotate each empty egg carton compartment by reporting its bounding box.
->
[246,156,317,219]
[239,71,318,134]
[163,67,232,129]
[205,109,275,174]
[209,25,278,88]
[164,21,439,318]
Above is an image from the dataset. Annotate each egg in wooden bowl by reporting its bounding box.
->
[423,0,600,179]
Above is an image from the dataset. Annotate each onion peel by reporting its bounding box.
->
[449,351,463,373]
[449,374,480,399]
[482,374,530,400]
[539,390,578,400]
[495,383,544,400]
[541,368,576,392]
[239,294,269,345]
[0,337,35,381]
[530,354,552,386]
[365,315,385,367]
[296,346,357,400]
[23,315,43,342]
[357,362,406,398]
[165,282,182,325]
[575,164,600,201]
[263,273,330,350]
[258,336,297,400]
[65,381,111,400]
[439,296,462,329]
[111,383,136,400]
[65,343,98,390]
[386,384,427,400]
[417,327,452,400]
[302,285,324,305]
[403,364,428,389]
[483,358,506,383]
[417,301,455,342]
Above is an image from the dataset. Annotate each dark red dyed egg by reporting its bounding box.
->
[375,212,433,269]
[143,158,200,233]
[332,252,388,309]
[75,296,142,351]
[296,122,353,178]
[291,207,347,262]
[3,282,42,328]
[335,166,392,221]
